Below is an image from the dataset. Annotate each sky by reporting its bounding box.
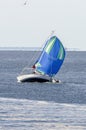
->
[0,0,86,50]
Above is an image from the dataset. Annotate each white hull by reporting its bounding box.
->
[17,73,51,83]
[17,73,60,83]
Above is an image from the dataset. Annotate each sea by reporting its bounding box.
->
[0,50,86,130]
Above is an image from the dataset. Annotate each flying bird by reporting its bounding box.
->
[24,0,29,5]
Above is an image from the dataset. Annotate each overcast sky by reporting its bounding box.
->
[0,0,86,50]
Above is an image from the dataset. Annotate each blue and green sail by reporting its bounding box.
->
[35,36,65,77]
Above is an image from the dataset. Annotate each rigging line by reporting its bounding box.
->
[20,51,35,75]
[20,50,40,75]
[32,30,55,65]
[20,31,55,75]
[41,30,55,50]
[29,30,55,68]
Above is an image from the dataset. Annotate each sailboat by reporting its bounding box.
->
[17,35,65,83]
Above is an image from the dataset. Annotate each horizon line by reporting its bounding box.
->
[0,47,86,51]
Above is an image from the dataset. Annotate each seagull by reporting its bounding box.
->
[24,0,29,5]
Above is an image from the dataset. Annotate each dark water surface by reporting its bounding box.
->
[0,51,86,129]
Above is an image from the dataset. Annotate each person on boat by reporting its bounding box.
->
[32,64,35,69]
